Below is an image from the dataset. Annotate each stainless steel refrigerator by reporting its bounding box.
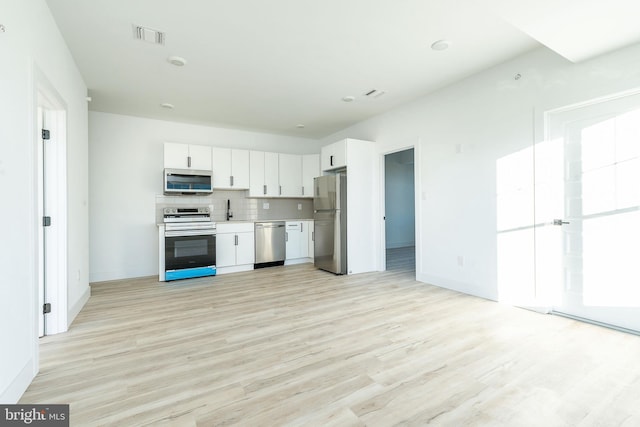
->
[313,173,347,274]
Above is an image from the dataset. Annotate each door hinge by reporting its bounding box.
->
[42,129,50,140]
[43,303,51,314]
[43,216,52,227]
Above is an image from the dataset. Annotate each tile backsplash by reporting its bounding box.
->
[156,190,313,223]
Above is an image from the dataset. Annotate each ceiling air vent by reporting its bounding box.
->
[364,89,386,99]
[133,25,165,45]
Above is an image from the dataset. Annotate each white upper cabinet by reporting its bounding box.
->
[264,152,279,196]
[279,154,302,197]
[249,151,265,196]
[231,149,250,189]
[165,143,319,198]
[302,154,320,197]
[249,151,279,197]
[321,139,347,171]
[211,147,231,187]
[211,148,250,189]
[164,142,212,170]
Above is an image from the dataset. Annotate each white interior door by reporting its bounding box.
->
[537,92,640,332]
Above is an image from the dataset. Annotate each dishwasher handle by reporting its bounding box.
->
[255,223,285,228]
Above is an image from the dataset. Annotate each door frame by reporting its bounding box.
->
[541,87,640,332]
[378,139,420,276]
[34,65,68,336]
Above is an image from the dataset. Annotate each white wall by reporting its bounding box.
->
[0,0,88,402]
[320,43,640,301]
[89,112,321,282]
[385,150,415,249]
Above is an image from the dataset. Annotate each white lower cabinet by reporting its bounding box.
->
[216,223,255,274]
[285,222,302,259]
[285,220,313,264]
[307,221,314,259]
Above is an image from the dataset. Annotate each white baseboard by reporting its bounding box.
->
[417,272,497,302]
[0,359,35,404]
[68,286,91,329]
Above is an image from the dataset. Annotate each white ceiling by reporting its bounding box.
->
[45,0,640,139]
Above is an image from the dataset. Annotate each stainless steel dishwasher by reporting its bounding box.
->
[254,221,286,267]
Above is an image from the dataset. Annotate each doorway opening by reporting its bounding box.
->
[383,148,416,273]
[36,73,68,337]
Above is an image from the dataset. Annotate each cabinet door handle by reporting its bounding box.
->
[312,231,314,241]
[279,185,282,195]
[263,184,267,195]
[302,186,304,196]
[330,155,334,166]
[188,156,192,168]
[235,235,238,246]
[301,222,303,232]
[285,232,288,242]
[230,175,234,186]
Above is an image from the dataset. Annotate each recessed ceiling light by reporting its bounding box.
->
[160,103,174,109]
[342,96,355,102]
[296,124,305,129]
[167,56,187,66]
[430,39,451,51]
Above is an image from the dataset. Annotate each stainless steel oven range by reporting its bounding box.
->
[161,207,216,281]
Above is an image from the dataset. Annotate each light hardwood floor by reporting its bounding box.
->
[21,260,640,426]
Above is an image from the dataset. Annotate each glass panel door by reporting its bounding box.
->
[537,91,640,332]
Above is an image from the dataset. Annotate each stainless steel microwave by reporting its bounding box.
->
[164,168,213,194]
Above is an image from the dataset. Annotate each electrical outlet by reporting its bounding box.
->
[263,202,270,210]
[297,203,302,210]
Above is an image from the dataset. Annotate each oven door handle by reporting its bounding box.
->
[165,229,217,237]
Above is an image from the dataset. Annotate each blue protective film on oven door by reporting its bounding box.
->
[165,266,217,281]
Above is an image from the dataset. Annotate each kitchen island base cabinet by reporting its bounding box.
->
[216,223,255,275]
